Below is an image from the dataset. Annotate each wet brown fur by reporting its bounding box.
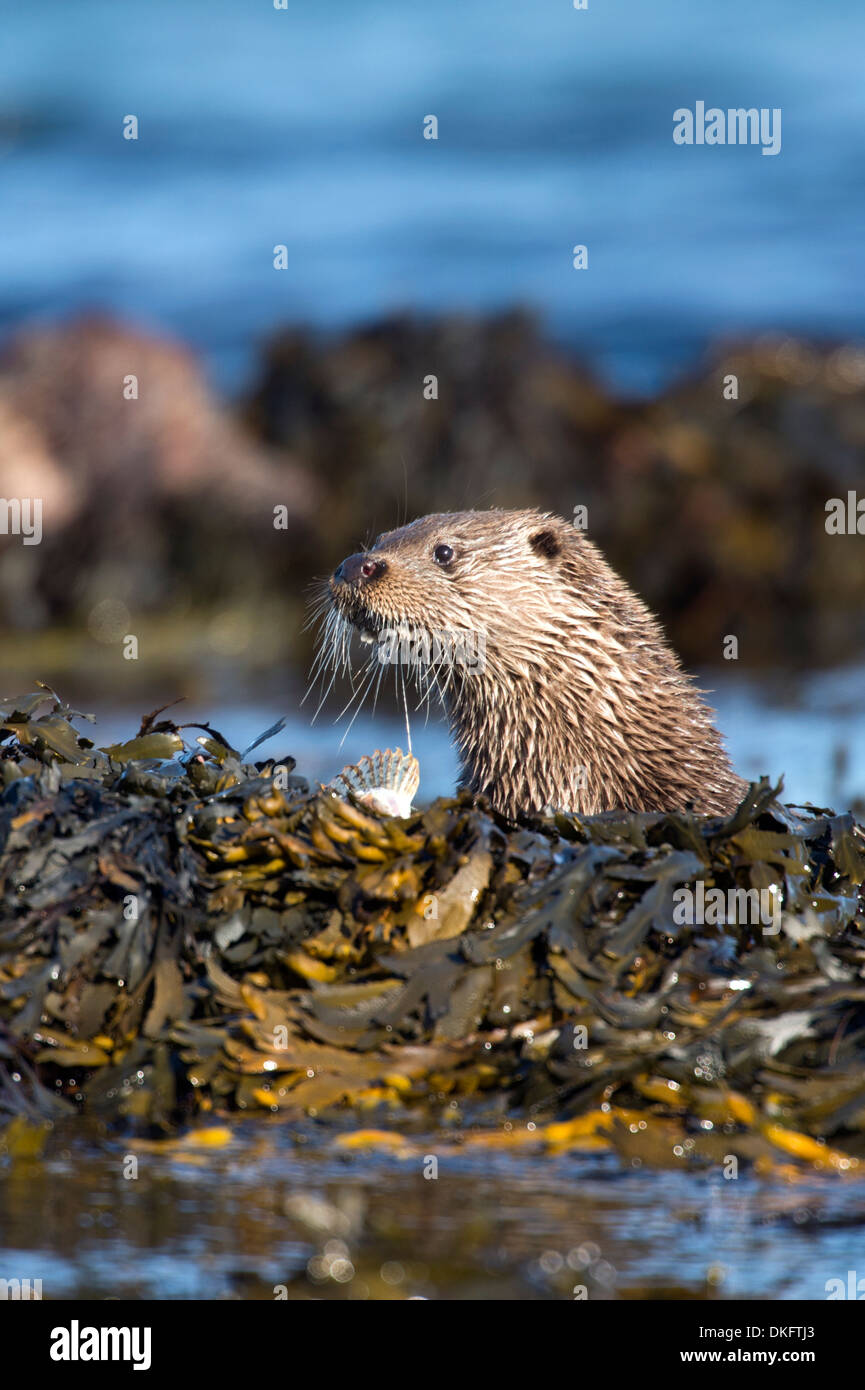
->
[323,508,747,819]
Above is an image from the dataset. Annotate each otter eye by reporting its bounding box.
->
[433,543,454,566]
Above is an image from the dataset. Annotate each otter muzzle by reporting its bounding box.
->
[333,553,387,585]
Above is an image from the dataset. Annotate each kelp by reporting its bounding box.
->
[1,686,865,1173]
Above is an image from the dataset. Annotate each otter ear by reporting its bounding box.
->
[529,529,561,559]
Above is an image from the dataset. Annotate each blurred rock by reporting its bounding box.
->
[248,317,865,669]
[621,336,865,666]
[246,310,618,562]
[2,313,864,670]
[0,317,317,628]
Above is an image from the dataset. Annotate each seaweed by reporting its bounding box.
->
[1,687,864,1173]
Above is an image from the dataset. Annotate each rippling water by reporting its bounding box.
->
[0,0,863,394]
[85,661,865,813]
[3,1120,864,1300]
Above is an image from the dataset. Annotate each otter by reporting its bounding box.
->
[320,509,747,819]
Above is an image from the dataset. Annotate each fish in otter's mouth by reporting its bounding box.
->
[310,508,748,821]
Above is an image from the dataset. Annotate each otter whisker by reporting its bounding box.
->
[304,613,338,701]
[369,651,388,716]
[337,656,382,747]
[308,662,341,725]
[302,590,331,633]
[399,661,413,756]
[414,661,444,724]
[304,608,360,719]
[332,648,376,724]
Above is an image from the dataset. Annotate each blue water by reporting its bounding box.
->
[3,1126,864,1299]
[0,0,862,394]
[88,660,865,812]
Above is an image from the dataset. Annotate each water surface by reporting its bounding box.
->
[87,661,865,812]
[2,1120,863,1300]
[1,0,862,395]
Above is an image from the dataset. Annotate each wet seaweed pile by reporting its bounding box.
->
[2,687,865,1172]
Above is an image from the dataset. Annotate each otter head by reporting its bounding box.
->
[327,508,572,666]
[319,508,604,810]
[318,508,744,819]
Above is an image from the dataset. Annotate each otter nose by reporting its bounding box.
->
[334,552,387,584]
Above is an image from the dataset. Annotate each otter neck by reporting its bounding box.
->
[441,651,744,821]
[446,668,597,817]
